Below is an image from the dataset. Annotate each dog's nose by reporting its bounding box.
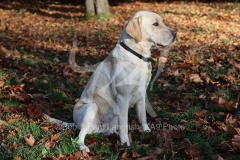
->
[171,30,177,37]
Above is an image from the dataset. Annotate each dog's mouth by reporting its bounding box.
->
[150,40,166,48]
[156,43,166,48]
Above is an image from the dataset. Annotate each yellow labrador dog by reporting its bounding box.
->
[73,11,176,151]
[47,11,176,152]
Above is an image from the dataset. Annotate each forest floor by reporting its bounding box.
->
[0,0,240,159]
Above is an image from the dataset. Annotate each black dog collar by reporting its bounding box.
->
[119,42,154,63]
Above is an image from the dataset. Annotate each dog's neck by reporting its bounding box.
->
[119,42,153,63]
[119,32,153,58]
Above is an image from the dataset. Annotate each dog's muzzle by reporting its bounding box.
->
[171,30,177,42]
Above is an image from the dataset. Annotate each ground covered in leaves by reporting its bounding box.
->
[0,0,240,159]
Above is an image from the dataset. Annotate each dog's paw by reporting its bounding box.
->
[78,144,90,152]
[142,123,151,133]
[120,134,130,146]
[144,128,151,133]
[121,141,130,146]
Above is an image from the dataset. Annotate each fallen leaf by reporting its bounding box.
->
[69,151,82,160]
[80,72,89,78]
[45,133,61,149]
[122,151,129,159]
[135,144,149,150]
[12,141,18,148]
[40,124,53,131]
[0,119,8,126]
[233,63,240,71]
[7,118,20,124]
[225,114,235,125]
[87,136,97,145]
[131,150,141,158]
[24,134,35,147]
[13,156,21,160]
[0,80,4,87]
[185,59,197,64]
[136,155,158,160]
[221,135,240,153]
[146,147,164,156]
[206,57,214,63]
[218,97,235,110]
[217,156,225,160]
[173,69,181,76]
[164,140,174,153]
[63,65,75,77]
[27,104,43,118]
[14,93,29,102]
[189,74,203,83]
[177,83,186,91]
[51,133,61,142]
[179,138,200,159]
[106,133,120,144]
[45,140,56,149]
[81,149,89,158]
[194,110,208,119]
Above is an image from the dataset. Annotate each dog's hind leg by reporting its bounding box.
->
[74,103,99,152]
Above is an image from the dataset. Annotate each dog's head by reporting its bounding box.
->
[125,11,176,48]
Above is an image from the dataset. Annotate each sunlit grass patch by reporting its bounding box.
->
[2,120,79,159]
[0,69,17,85]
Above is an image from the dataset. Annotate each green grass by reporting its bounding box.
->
[35,78,56,91]
[1,120,78,159]
[186,132,228,160]
[173,105,201,124]
[91,144,119,159]
[47,90,72,102]
[0,69,17,85]
[85,133,119,159]
[0,70,5,79]
[2,99,20,107]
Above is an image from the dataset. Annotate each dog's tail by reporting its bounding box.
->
[68,34,99,73]
[43,114,74,127]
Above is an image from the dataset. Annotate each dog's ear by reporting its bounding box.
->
[126,16,142,42]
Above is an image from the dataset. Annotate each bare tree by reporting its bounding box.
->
[85,0,112,21]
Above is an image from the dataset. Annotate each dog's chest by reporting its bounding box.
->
[116,60,151,87]
[134,61,152,85]
[113,60,151,101]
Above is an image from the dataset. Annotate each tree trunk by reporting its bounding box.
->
[85,0,112,21]
[85,0,95,19]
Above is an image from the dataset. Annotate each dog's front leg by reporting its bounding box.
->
[117,95,130,146]
[136,99,150,132]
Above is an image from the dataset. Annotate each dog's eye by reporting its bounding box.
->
[153,22,159,26]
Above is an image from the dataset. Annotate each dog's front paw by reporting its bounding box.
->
[142,123,151,132]
[78,143,90,152]
[120,134,130,146]
[121,140,130,146]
